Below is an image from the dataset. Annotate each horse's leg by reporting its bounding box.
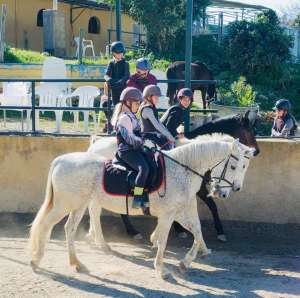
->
[197,189,226,241]
[173,221,188,238]
[176,200,211,271]
[121,214,143,240]
[30,207,67,269]
[86,201,96,243]
[65,205,88,272]
[200,88,207,110]
[154,215,174,279]
[88,198,110,251]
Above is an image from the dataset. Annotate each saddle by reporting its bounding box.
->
[102,150,165,197]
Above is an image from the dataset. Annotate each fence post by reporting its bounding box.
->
[184,0,193,134]
[78,28,84,64]
[31,81,36,133]
[0,4,7,63]
[116,0,121,41]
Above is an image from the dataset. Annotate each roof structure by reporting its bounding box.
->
[210,0,268,10]
[58,0,110,10]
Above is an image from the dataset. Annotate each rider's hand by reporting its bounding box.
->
[176,133,184,139]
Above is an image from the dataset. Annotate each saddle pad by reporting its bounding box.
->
[102,154,165,196]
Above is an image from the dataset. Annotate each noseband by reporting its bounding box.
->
[210,154,250,189]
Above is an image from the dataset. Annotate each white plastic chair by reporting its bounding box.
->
[0,82,31,131]
[41,57,71,96]
[38,57,72,132]
[35,84,67,132]
[75,37,96,58]
[67,86,100,133]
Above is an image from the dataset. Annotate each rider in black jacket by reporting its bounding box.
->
[161,88,193,138]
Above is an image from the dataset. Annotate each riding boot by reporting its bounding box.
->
[132,186,149,210]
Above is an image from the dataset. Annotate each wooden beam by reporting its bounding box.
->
[0,4,7,63]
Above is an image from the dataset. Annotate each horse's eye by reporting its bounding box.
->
[231,165,236,170]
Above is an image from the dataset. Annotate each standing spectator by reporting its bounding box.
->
[101,41,130,132]
[127,58,157,92]
[271,99,297,138]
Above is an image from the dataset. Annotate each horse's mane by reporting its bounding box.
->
[168,135,233,169]
[186,114,243,139]
[178,133,234,146]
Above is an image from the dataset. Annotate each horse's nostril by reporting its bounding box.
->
[222,193,226,198]
[236,187,241,192]
[254,149,260,156]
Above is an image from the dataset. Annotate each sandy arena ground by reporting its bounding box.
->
[0,213,299,298]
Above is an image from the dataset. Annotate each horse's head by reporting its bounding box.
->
[208,139,255,199]
[234,111,260,156]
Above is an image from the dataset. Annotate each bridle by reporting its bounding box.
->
[150,145,246,190]
[210,154,250,189]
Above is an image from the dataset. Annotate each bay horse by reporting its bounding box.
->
[166,61,217,107]
[87,111,260,242]
[29,137,253,278]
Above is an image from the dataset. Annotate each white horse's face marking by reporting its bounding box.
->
[209,140,254,199]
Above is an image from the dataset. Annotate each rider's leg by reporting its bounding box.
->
[119,150,149,209]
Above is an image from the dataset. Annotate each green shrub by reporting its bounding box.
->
[218,76,256,107]
[4,47,46,63]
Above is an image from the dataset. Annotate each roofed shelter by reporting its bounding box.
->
[2,0,140,56]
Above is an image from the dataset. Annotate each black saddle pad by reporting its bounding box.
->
[102,153,165,196]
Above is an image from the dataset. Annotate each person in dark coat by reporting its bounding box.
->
[101,41,130,132]
[161,88,193,138]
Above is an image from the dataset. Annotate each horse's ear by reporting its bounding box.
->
[242,110,251,126]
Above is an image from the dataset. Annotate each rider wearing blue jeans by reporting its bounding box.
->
[114,87,149,210]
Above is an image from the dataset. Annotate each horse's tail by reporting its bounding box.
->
[166,64,177,105]
[28,160,56,260]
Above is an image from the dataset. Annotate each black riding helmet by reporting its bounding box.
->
[111,41,125,54]
[273,99,291,111]
[177,88,193,99]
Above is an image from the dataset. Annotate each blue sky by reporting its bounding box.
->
[231,0,299,13]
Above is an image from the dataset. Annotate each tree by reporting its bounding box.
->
[223,10,293,80]
[103,0,210,57]
[292,14,300,28]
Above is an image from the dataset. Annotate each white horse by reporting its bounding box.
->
[86,134,247,241]
[29,138,253,278]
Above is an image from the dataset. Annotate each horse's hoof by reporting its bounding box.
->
[99,244,111,253]
[133,233,143,240]
[75,263,89,273]
[30,260,38,271]
[179,261,188,273]
[160,269,172,280]
[85,233,94,244]
[200,249,212,258]
[178,232,188,239]
[217,234,227,242]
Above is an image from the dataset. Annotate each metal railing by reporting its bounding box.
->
[0,78,219,136]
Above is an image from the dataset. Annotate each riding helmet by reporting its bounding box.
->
[143,85,162,99]
[177,88,193,99]
[273,99,291,111]
[120,87,143,103]
[111,41,125,54]
[136,58,152,71]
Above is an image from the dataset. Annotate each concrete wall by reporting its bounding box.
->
[0,63,107,88]
[0,136,300,224]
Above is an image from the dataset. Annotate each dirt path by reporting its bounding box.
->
[0,214,299,298]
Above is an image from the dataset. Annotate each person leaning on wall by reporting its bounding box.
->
[271,99,298,138]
